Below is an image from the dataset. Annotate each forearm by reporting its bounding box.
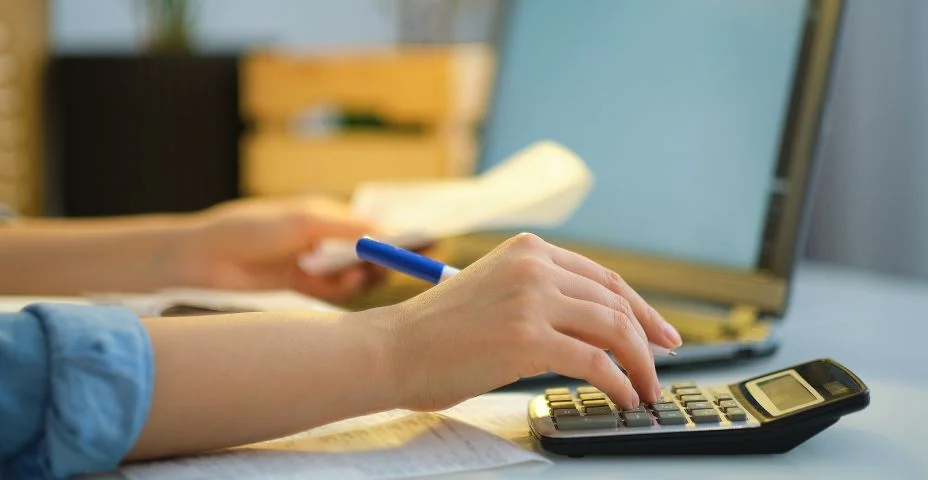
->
[127,308,399,461]
[17,213,195,230]
[0,215,205,294]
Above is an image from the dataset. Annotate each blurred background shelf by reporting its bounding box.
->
[46,54,240,216]
[41,0,497,216]
[240,46,492,198]
[0,0,47,216]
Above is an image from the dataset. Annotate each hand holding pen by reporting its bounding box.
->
[352,234,683,409]
[356,236,677,358]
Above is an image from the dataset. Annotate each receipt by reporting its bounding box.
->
[121,394,549,480]
[299,140,593,274]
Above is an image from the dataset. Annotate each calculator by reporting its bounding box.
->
[528,358,869,456]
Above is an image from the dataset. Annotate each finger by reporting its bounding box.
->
[290,267,366,302]
[552,268,649,352]
[547,245,682,348]
[554,297,662,403]
[293,196,379,240]
[303,217,375,240]
[543,333,640,409]
[361,263,388,289]
[411,242,437,255]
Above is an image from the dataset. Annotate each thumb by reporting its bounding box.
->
[304,215,377,240]
[292,197,379,241]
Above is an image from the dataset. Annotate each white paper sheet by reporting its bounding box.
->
[87,288,342,317]
[440,393,536,444]
[299,140,593,274]
[120,394,548,480]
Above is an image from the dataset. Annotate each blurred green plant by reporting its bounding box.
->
[143,0,194,53]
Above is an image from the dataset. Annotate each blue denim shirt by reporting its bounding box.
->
[0,304,153,479]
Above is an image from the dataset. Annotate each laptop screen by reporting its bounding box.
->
[480,0,807,271]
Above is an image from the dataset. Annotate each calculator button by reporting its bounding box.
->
[576,386,601,394]
[691,409,721,423]
[651,403,681,412]
[675,388,702,396]
[622,404,648,413]
[671,382,696,392]
[656,410,687,425]
[726,408,747,422]
[549,401,577,409]
[584,406,614,416]
[581,399,609,408]
[622,412,652,427]
[713,392,734,402]
[552,408,581,417]
[578,392,607,401]
[685,401,713,411]
[556,415,618,430]
[546,394,572,403]
[680,394,708,403]
[545,387,570,396]
[718,400,739,409]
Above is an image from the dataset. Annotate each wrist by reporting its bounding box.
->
[161,213,214,288]
[340,305,408,412]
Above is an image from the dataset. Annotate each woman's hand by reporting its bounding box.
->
[186,195,384,301]
[367,233,683,412]
[126,233,681,461]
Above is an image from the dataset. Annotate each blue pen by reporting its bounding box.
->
[356,237,460,284]
[355,237,676,357]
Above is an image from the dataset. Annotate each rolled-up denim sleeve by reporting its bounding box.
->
[0,304,153,479]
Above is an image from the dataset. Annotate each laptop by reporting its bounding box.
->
[347,0,845,367]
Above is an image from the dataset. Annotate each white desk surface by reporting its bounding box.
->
[4,262,926,479]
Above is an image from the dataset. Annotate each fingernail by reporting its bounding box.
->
[662,321,683,348]
[655,385,664,401]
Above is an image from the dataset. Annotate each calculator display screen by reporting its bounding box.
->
[757,374,817,411]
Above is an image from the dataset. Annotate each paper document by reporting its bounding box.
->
[121,393,548,480]
[300,140,593,274]
[88,288,343,317]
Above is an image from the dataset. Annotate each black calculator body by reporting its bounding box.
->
[528,358,869,456]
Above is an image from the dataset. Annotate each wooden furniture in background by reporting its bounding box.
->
[239,45,494,199]
[48,56,240,217]
[0,0,46,215]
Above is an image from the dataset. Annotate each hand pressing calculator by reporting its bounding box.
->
[528,358,869,456]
